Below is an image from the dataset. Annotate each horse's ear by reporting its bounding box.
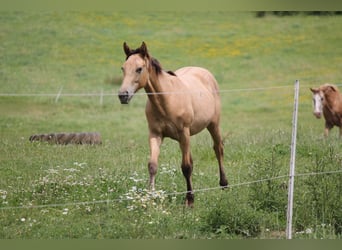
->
[140,41,149,58]
[123,42,131,57]
[310,87,318,93]
[323,84,337,93]
[328,85,337,92]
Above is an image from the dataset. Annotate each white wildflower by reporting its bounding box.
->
[41,209,49,214]
[0,190,7,200]
[62,208,69,215]
[63,168,80,173]
[45,168,59,174]
[73,162,87,168]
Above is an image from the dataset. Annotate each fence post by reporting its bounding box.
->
[55,86,63,103]
[286,80,300,239]
[100,89,104,106]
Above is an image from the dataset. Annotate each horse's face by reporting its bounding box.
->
[118,55,149,104]
[118,42,150,104]
[310,87,324,119]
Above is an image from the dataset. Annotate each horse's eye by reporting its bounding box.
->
[136,67,142,74]
[321,97,324,101]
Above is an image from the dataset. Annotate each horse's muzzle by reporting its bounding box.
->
[118,91,131,104]
[313,112,322,119]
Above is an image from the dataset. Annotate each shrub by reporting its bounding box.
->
[295,143,342,235]
[201,195,263,238]
[247,144,288,217]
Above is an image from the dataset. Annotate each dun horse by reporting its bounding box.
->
[118,42,228,206]
[310,84,342,137]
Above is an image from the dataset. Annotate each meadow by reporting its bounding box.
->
[0,12,341,239]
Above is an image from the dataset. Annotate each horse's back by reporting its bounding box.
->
[175,66,220,95]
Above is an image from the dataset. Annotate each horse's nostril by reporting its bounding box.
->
[118,91,129,104]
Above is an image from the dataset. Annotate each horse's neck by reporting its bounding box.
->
[144,72,170,116]
[325,92,342,111]
[145,72,163,93]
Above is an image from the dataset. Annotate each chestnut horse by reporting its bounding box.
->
[310,84,342,137]
[118,42,228,206]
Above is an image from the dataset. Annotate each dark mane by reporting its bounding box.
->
[151,57,163,75]
[167,70,176,76]
[151,57,176,76]
[126,51,176,76]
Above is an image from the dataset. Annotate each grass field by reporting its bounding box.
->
[0,12,341,239]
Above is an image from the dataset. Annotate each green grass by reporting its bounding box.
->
[0,12,341,239]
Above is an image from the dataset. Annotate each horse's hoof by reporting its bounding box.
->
[185,192,194,207]
[220,179,228,189]
[185,199,194,208]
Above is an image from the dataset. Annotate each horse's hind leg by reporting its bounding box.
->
[207,123,228,187]
[179,128,194,207]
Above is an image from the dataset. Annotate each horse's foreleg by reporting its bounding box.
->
[324,127,330,138]
[324,122,333,138]
[207,123,228,187]
[148,134,162,190]
[179,128,194,207]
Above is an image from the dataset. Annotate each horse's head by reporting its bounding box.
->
[310,87,324,119]
[118,42,150,104]
[310,84,338,119]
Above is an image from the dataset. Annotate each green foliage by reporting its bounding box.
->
[0,12,341,239]
[201,193,263,238]
[248,143,288,216]
[295,141,342,236]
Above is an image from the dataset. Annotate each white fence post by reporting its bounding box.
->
[55,86,63,103]
[286,80,300,239]
[100,89,104,106]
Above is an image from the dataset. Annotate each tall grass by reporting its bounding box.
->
[0,12,341,238]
